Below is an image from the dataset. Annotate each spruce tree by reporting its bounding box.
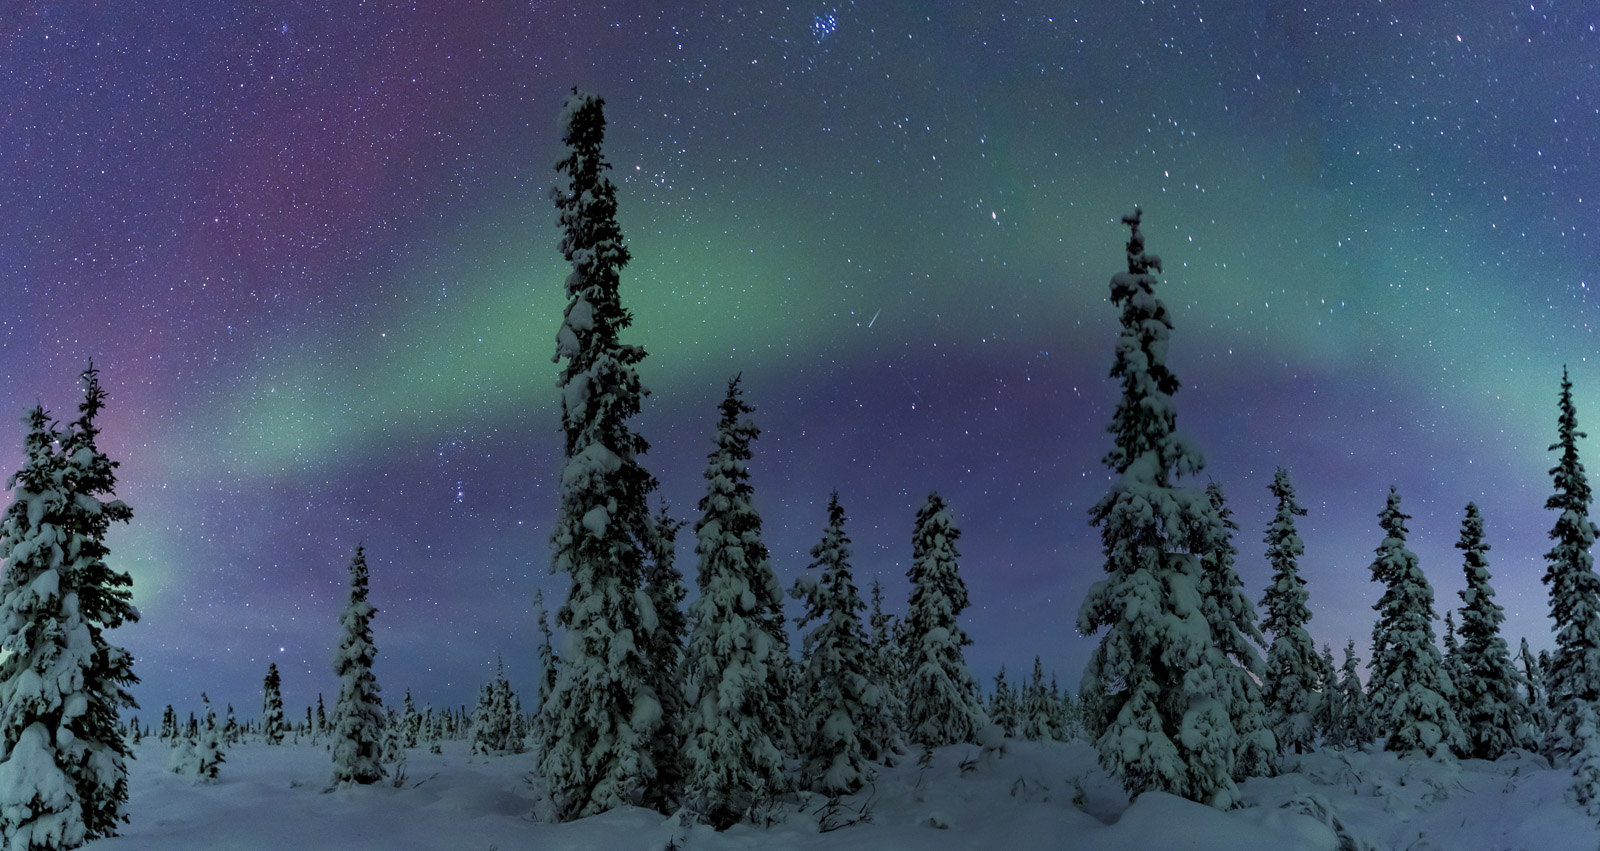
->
[1334,640,1371,748]
[1518,637,1547,731]
[330,545,384,786]
[531,590,559,758]
[1077,210,1239,808]
[401,690,420,749]
[1259,467,1322,756]
[0,367,140,848]
[541,88,661,822]
[640,502,687,812]
[1313,644,1339,743]
[682,379,790,827]
[1366,487,1464,757]
[791,493,874,796]
[989,667,1020,738]
[1542,368,1600,760]
[263,663,286,745]
[902,493,987,748]
[1453,503,1535,759]
[865,580,908,761]
[1022,657,1055,742]
[1200,482,1274,779]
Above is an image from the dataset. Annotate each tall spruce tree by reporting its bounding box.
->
[1518,637,1547,731]
[1259,467,1322,756]
[1542,368,1600,756]
[1022,657,1055,742]
[866,580,908,760]
[1453,503,1534,759]
[263,663,286,745]
[682,378,791,827]
[902,493,987,748]
[1334,640,1371,748]
[1200,482,1274,779]
[0,367,140,848]
[640,503,687,812]
[541,88,662,821]
[989,667,1020,738]
[1366,488,1464,757]
[1077,210,1240,808]
[792,493,874,796]
[330,545,384,786]
[531,590,559,757]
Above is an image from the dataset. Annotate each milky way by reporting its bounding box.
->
[3,2,1597,717]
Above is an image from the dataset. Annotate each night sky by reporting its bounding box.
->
[3,2,1598,718]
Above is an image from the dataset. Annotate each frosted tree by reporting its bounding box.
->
[902,493,987,748]
[223,705,239,746]
[541,88,662,821]
[865,580,908,760]
[1453,503,1534,759]
[1333,640,1371,747]
[640,502,687,812]
[0,366,141,848]
[1518,637,1547,731]
[791,493,875,795]
[1077,210,1240,808]
[989,667,1019,738]
[1542,367,1600,763]
[262,663,286,745]
[681,378,791,827]
[1367,487,1464,757]
[193,695,224,782]
[469,679,498,755]
[1201,482,1274,778]
[1022,657,1055,742]
[401,691,420,749]
[315,694,326,741]
[329,545,385,786]
[1259,468,1322,756]
[1313,645,1339,742]
[531,590,559,757]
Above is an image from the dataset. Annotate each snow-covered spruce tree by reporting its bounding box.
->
[791,492,875,796]
[223,705,239,746]
[902,493,987,748]
[989,667,1019,738]
[380,709,407,787]
[160,706,176,741]
[1259,467,1322,757]
[315,694,326,741]
[1366,487,1464,757]
[1022,657,1055,742]
[1518,637,1548,732]
[531,590,559,757]
[263,663,286,745]
[193,695,224,782]
[0,366,141,848]
[541,88,662,821]
[1313,645,1339,743]
[401,690,419,749]
[1441,612,1466,727]
[52,367,140,839]
[329,545,385,786]
[1453,503,1535,759]
[1334,640,1371,748]
[469,682,497,756]
[681,378,791,828]
[1077,210,1240,809]
[640,502,687,812]
[866,580,908,761]
[1542,367,1600,763]
[1200,482,1274,779]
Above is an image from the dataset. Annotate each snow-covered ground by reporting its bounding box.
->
[84,737,1599,850]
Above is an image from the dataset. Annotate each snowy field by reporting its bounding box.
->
[81,738,1600,850]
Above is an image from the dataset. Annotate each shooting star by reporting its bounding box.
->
[867,309,881,328]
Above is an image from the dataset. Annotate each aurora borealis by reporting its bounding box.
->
[4,2,1599,715]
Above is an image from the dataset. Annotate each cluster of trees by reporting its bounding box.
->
[1076,210,1600,813]
[531,90,998,828]
[8,86,1600,851]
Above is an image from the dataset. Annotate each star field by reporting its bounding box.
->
[2,2,1598,716]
